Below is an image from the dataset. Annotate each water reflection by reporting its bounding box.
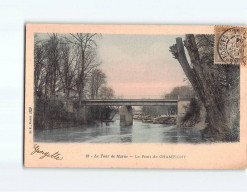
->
[120,126,133,142]
[34,119,203,143]
[162,126,202,143]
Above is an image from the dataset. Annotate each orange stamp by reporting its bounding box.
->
[214,25,246,65]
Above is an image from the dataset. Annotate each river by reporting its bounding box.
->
[34,119,203,143]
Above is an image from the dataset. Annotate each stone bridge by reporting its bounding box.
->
[64,99,190,126]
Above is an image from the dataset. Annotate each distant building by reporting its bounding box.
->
[55,87,78,99]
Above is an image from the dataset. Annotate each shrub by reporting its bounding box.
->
[181,98,201,125]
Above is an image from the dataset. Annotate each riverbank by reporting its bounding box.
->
[34,98,117,130]
[133,114,176,125]
[34,114,84,130]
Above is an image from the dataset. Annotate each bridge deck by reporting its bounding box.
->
[79,99,178,106]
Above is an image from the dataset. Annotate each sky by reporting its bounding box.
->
[97,34,186,99]
[36,33,187,99]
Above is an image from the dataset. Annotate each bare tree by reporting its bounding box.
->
[89,69,106,99]
[65,33,100,104]
[34,38,45,97]
[99,86,115,99]
[59,40,77,98]
[43,33,61,97]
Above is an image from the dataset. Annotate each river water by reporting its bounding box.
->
[34,119,203,143]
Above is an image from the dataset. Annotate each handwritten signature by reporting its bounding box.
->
[30,144,63,160]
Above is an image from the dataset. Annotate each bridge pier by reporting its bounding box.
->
[119,106,133,126]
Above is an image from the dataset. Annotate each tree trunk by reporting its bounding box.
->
[170,35,231,141]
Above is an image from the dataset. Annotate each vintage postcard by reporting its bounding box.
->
[24,24,247,169]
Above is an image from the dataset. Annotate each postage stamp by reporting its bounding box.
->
[214,25,246,65]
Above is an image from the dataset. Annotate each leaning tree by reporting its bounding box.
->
[170,35,240,141]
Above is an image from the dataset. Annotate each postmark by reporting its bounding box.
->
[214,26,246,65]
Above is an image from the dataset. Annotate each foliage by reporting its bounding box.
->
[163,85,194,100]
[87,106,118,121]
[100,86,115,99]
[181,97,201,125]
[34,98,76,130]
[225,111,240,142]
